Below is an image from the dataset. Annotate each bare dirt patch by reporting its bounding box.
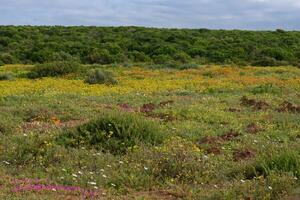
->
[240,96,269,111]
[245,123,262,134]
[118,103,136,112]
[228,108,241,112]
[197,130,240,146]
[205,146,222,155]
[276,101,300,113]
[140,103,157,113]
[233,149,256,161]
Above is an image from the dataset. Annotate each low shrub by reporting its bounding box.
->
[57,112,164,155]
[177,63,199,70]
[84,69,117,85]
[27,61,81,79]
[250,84,280,94]
[0,73,14,81]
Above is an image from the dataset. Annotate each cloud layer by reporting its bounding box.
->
[0,0,299,30]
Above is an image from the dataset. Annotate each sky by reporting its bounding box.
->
[0,0,299,30]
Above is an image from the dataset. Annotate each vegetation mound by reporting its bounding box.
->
[85,69,117,85]
[57,112,164,154]
[27,61,80,78]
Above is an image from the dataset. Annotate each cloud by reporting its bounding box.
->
[0,0,299,30]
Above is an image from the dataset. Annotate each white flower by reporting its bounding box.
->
[100,169,105,172]
[72,174,78,178]
[118,161,124,164]
[268,186,273,190]
[52,188,57,192]
[111,183,116,187]
[214,184,218,188]
[240,179,245,183]
[89,172,94,175]
[94,186,99,189]
[23,134,28,137]
[144,166,149,170]
[102,174,107,178]
[78,171,83,175]
[106,165,112,168]
[62,168,67,172]
[88,181,97,185]
[3,161,10,165]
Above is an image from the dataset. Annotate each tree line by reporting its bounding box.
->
[0,26,300,66]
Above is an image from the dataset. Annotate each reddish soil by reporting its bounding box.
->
[205,146,222,155]
[118,103,136,112]
[240,96,270,111]
[140,103,157,113]
[233,149,256,161]
[228,108,241,112]
[198,130,240,146]
[276,101,300,113]
[245,123,262,134]
[220,130,240,141]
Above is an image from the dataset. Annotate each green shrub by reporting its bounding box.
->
[252,57,278,66]
[27,61,81,79]
[84,69,117,85]
[250,84,280,94]
[177,63,198,70]
[0,73,14,81]
[0,60,4,66]
[0,53,16,64]
[57,112,164,155]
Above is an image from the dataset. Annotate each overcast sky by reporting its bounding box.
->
[0,0,299,30]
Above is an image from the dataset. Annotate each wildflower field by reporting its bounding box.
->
[0,64,300,199]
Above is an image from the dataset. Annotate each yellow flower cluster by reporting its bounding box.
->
[0,66,299,97]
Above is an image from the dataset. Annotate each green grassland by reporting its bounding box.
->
[0,64,299,199]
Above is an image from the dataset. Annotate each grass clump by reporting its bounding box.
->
[241,150,300,180]
[84,68,117,85]
[0,73,14,81]
[57,112,164,155]
[27,61,81,79]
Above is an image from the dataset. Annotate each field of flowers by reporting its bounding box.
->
[0,64,300,199]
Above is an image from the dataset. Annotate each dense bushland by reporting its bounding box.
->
[0,26,300,66]
[27,61,81,78]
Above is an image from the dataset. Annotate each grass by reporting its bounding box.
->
[0,64,299,199]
